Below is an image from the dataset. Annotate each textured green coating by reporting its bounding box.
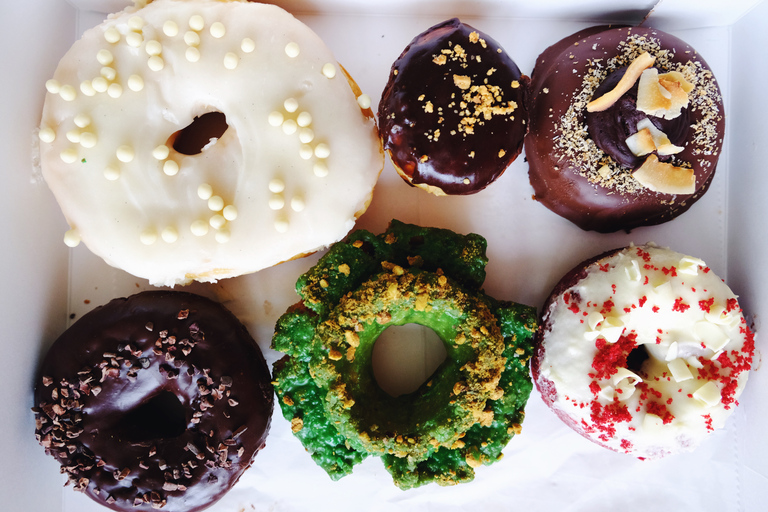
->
[271,220,536,489]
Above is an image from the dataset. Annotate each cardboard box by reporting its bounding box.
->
[2,0,765,510]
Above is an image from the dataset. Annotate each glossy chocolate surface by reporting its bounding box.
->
[379,18,528,195]
[33,291,273,512]
[526,26,724,232]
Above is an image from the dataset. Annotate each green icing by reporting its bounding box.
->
[271,220,536,489]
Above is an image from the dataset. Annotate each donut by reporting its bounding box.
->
[37,0,383,286]
[271,220,537,488]
[378,18,529,195]
[532,244,755,459]
[525,26,725,232]
[32,291,274,512]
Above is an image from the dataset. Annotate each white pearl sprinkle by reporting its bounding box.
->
[299,128,315,144]
[268,178,285,193]
[198,183,213,200]
[223,205,238,221]
[126,31,144,48]
[209,214,226,229]
[96,49,113,66]
[66,130,80,143]
[274,218,289,233]
[79,132,98,148]
[313,161,329,177]
[223,52,239,70]
[299,144,313,160]
[59,85,77,101]
[189,15,205,31]
[128,75,144,92]
[184,30,200,46]
[190,220,209,236]
[297,111,312,127]
[60,148,78,163]
[64,229,81,248]
[282,119,298,135]
[104,164,120,180]
[268,111,284,127]
[104,27,120,44]
[39,126,56,143]
[145,40,162,56]
[269,194,285,210]
[208,195,224,211]
[290,196,305,212]
[215,229,231,244]
[80,80,96,96]
[92,77,108,93]
[210,22,226,38]
[128,16,145,31]
[148,56,164,71]
[241,38,255,53]
[357,94,372,109]
[186,47,201,63]
[140,229,158,246]
[161,226,179,243]
[163,20,179,37]
[116,145,135,163]
[152,145,170,160]
[283,97,299,113]
[163,160,179,176]
[45,79,61,94]
[100,66,117,81]
[107,83,123,98]
[285,41,300,58]
[314,143,330,159]
[322,63,336,78]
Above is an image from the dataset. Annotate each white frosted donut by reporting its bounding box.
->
[38,0,383,286]
[533,244,755,459]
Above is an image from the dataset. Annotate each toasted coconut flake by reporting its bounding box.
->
[633,154,695,194]
[626,128,656,156]
[587,52,655,112]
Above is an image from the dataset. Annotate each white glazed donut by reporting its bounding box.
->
[533,244,755,459]
[38,0,383,286]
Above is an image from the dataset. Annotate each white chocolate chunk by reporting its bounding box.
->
[140,229,158,245]
[163,160,179,176]
[678,256,706,275]
[694,321,730,353]
[60,148,78,163]
[128,75,144,92]
[186,47,201,63]
[100,66,117,81]
[79,132,98,149]
[665,341,679,362]
[642,413,665,430]
[269,194,285,210]
[126,32,144,48]
[282,119,298,135]
[241,38,255,53]
[668,358,694,382]
[38,127,56,143]
[197,183,213,200]
[693,381,721,407]
[104,27,120,44]
[297,111,312,127]
[66,130,81,144]
[107,83,123,99]
[45,79,61,94]
[313,161,329,177]
[190,220,209,236]
[268,178,285,193]
[80,80,96,96]
[128,16,144,31]
[74,114,91,128]
[314,143,330,159]
[222,205,238,221]
[64,229,81,248]
[290,196,305,212]
[625,258,642,282]
[224,52,239,70]
[285,42,300,58]
[161,226,179,243]
[96,49,113,66]
[284,97,299,113]
[163,20,179,37]
[357,94,372,109]
[299,145,313,160]
[215,229,231,244]
[59,85,77,101]
[145,40,163,56]
[92,77,108,93]
[184,31,200,46]
[268,111,284,127]
[103,164,120,181]
[210,22,226,38]
[152,145,170,160]
[189,14,204,31]
[116,145,135,163]
[209,214,226,229]
[299,128,315,144]
[148,56,165,71]
[208,195,224,212]
[322,62,336,78]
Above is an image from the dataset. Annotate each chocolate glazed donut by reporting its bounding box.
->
[526,26,725,232]
[33,291,273,512]
[379,18,529,195]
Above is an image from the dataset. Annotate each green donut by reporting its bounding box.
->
[271,220,536,489]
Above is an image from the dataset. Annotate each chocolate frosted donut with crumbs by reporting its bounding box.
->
[379,18,529,195]
[33,291,273,512]
[526,26,725,232]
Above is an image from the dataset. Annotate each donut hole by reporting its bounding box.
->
[119,390,187,442]
[169,111,229,155]
[372,323,447,397]
[627,344,650,375]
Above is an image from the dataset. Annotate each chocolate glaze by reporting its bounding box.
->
[379,18,529,195]
[587,67,690,169]
[33,291,273,512]
[526,26,724,232]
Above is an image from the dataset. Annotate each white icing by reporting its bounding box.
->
[537,245,753,459]
[39,0,382,286]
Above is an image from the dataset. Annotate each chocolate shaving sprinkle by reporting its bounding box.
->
[177,309,189,320]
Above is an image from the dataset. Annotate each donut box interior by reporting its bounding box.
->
[3,0,767,510]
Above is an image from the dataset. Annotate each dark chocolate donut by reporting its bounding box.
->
[526,26,725,232]
[33,291,273,512]
[379,18,529,195]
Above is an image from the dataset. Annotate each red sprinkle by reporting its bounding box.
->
[698,298,715,313]
[672,298,690,312]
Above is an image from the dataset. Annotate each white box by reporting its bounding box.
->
[2,0,766,510]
